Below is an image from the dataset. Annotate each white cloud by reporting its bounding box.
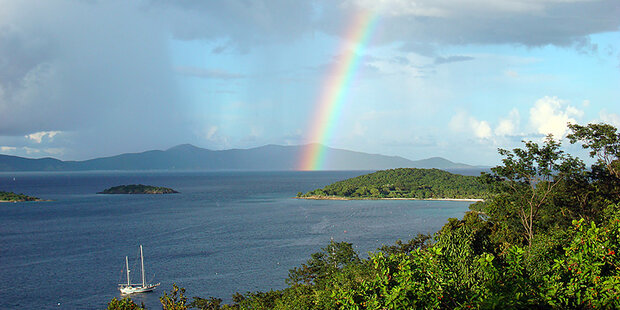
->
[449,111,492,139]
[23,147,40,155]
[198,125,231,149]
[0,146,16,152]
[529,96,583,138]
[43,148,65,156]
[600,110,620,128]
[25,130,61,143]
[450,96,590,144]
[205,126,219,141]
[473,120,492,139]
[449,111,469,132]
[0,145,65,157]
[495,108,520,136]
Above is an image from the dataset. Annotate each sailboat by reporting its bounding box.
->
[118,245,160,294]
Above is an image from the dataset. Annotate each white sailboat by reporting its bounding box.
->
[119,245,160,294]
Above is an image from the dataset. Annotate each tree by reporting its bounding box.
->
[287,240,360,285]
[568,122,620,178]
[486,135,582,247]
[230,290,283,310]
[377,234,431,256]
[160,283,188,310]
[189,296,224,310]
[107,297,145,310]
[566,123,620,215]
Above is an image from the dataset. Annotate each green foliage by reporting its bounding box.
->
[232,290,284,310]
[107,297,145,310]
[160,283,189,310]
[337,248,446,309]
[434,212,497,299]
[377,234,431,256]
[481,135,585,246]
[189,296,225,310]
[327,216,538,309]
[568,122,620,178]
[153,123,620,309]
[98,184,178,194]
[0,191,40,202]
[303,168,487,200]
[543,213,620,308]
[287,240,361,286]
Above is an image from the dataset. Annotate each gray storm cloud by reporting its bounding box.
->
[0,1,186,159]
[333,0,620,53]
[0,0,618,159]
[150,0,620,52]
[148,0,317,48]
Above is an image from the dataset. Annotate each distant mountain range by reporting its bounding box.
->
[0,144,481,172]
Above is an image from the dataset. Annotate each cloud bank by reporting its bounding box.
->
[0,1,187,158]
[451,96,586,145]
[0,0,618,161]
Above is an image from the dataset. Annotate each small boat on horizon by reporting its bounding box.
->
[119,245,160,295]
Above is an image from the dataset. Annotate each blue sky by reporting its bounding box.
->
[0,0,619,165]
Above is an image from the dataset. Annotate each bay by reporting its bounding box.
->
[0,171,471,309]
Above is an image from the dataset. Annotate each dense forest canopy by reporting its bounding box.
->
[98,184,178,194]
[0,191,40,202]
[110,122,620,310]
[300,168,487,199]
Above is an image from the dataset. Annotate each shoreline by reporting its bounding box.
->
[0,199,47,203]
[297,196,484,202]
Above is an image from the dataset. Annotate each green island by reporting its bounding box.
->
[109,123,620,310]
[0,191,42,202]
[297,168,487,200]
[98,184,178,194]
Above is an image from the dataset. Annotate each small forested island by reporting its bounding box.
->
[0,191,42,202]
[98,184,178,194]
[298,168,487,200]
[109,123,620,310]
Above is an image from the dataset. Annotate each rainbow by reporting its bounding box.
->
[298,10,378,170]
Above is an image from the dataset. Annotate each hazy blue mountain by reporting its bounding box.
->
[0,144,478,171]
[0,154,69,171]
[411,157,474,169]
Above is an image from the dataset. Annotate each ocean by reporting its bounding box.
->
[0,171,472,309]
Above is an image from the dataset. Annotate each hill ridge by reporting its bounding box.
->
[0,144,478,171]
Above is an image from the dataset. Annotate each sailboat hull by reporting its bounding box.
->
[119,283,160,295]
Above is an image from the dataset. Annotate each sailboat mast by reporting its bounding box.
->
[140,245,146,287]
[125,256,131,286]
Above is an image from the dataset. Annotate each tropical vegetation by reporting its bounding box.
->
[109,122,620,309]
[98,184,178,194]
[0,191,41,202]
[299,168,487,199]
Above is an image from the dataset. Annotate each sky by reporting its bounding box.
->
[0,0,619,166]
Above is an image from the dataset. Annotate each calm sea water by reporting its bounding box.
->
[0,171,472,309]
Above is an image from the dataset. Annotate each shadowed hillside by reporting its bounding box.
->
[0,144,479,171]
